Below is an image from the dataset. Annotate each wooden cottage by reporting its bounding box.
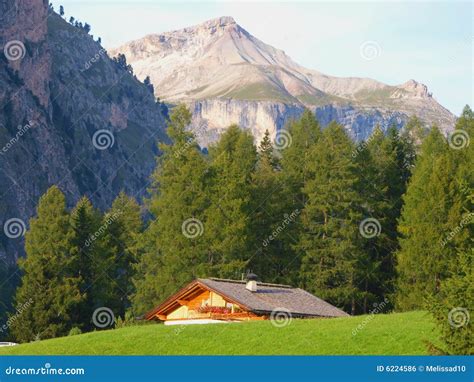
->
[145,276,348,325]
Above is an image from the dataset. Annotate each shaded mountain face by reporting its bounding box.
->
[0,1,168,263]
[111,16,456,146]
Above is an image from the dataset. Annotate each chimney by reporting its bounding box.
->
[245,273,258,292]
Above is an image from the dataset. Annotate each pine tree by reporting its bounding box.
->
[388,124,416,186]
[0,262,19,340]
[130,240,163,316]
[132,105,210,314]
[96,192,142,318]
[395,127,466,310]
[430,249,473,354]
[354,125,414,310]
[279,110,322,282]
[249,130,291,282]
[280,109,321,207]
[69,196,101,331]
[429,106,473,354]
[205,125,257,278]
[403,115,430,148]
[299,122,365,314]
[143,76,154,95]
[259,129,279,169]
[353,129,385,311]
[204,125,255,278]
[10,186,82,342]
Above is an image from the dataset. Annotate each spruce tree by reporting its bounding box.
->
[0,262,19,340]
[130,241,163,316]
[395,127,465,310]
[355,126,414,310]
[249,130,291,282]
[403,115,429,148]
[10,186,82,342]
[132,105,210,314]
[97,192,142,318]
[430,249,473,354]
[299,122,365,314]
[353,130,385,312]
[429,106,473,354]
[279,110,321,282]
[69,196,101,331]
[205,125,257,278]
[280,109,321,208]
[259,129,279,168]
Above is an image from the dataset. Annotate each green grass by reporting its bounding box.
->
[352,87,408,106]
[0,311,441,355]
[296,93,348,107]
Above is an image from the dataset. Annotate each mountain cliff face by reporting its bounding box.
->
[111,16,456,146]
[0,2,168,263]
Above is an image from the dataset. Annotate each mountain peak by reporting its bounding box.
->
[110,18,455,143]
[397,79,431,98]
[202,16,236,28]
[178,16,237,35]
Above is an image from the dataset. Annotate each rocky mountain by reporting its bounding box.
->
[111,16,456,146]
[0,1,168,263]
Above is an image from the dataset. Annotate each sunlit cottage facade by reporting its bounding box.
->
[145,275,349,325]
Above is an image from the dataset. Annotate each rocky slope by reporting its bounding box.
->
[111,16,456,145]
[0,1,168,263]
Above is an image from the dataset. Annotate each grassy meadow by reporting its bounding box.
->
[0,311,441,356]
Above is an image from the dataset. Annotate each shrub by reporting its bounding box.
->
[68,327,82,336]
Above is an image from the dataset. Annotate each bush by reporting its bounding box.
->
[68,327,82,336]
[115,311,137,329]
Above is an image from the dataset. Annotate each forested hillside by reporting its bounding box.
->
[5,104,472,354]
[0,0,168,332]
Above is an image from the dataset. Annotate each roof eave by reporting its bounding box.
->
[144,279,202,320]
[144,279,254,320]
[249,309,347,318]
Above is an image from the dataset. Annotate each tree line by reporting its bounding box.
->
[5,105,472,353]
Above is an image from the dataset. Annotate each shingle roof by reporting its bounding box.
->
[198,278,349,318]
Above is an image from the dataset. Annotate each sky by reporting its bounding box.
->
[51,0,472,115]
